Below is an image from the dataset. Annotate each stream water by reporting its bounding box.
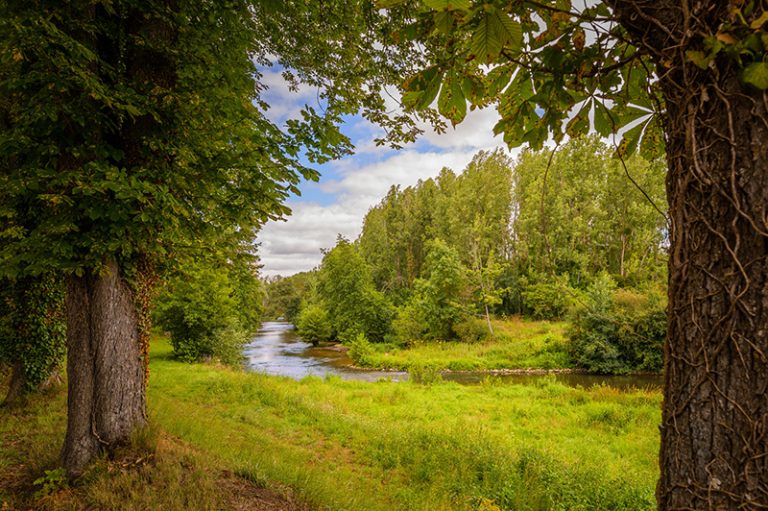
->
[243,321,663,390]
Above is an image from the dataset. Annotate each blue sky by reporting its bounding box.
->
[256,67,513,277]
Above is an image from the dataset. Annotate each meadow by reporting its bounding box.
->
[356,318,572,372]
[1,337,661,510]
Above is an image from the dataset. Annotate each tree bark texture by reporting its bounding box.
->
[61,260,146,478]
[3,363,27,405]
[613,2,768,509]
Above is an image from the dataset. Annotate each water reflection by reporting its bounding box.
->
[243,322,662,390]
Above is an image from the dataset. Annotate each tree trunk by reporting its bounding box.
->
[3,363,26,405]
[61,260,146,478]
[659,73,768,511]
[613,2,768,508]
[3,362,62,406]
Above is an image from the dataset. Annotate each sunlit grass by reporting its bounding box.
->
[361,318,572,371]
[2,336,660,511]
[150,336,659,511]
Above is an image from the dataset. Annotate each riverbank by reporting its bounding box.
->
[2,336,661,510]
[354,317,573,372]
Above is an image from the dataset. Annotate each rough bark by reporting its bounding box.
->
[61,260,146,478]
[612,2,768,509]
[3,363,26,405]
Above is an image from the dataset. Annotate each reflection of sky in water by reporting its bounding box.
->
[243,322,662,390]
[243,322,407,382]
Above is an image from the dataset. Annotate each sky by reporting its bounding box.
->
[256,68,514,277]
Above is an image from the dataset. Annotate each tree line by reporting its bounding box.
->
[264,137,668,373]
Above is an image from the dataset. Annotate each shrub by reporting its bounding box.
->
[568,278,665,374]
[408,362,443,385]
[295,304,332,345]
[392,303,427,345]
[453,317,491,343]
[522,276,574,320]
[154,264,249,365]
[348,333,374,366]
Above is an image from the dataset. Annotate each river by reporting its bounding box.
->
[243,321,663,390]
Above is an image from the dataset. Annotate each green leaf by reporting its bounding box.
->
[565,101,589,138]
[433,11,454,34]
[742,61,768,89]
[470,10,522,64]
[593,101,614,136]
[617,116,651,158]
[486,65,513,96]
[461,74,485,106]
[685,50,712,70]
[424,0,471,11]
[438,73,467,126]
[402,66,443,110]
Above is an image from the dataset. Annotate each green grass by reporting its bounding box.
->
[361,318,572,371]
[2,336,661,510]
[149,336,659,510]
[0,364,303,511]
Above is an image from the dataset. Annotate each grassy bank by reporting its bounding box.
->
[0,375,305,511]
[357,318,572,372]
[2,336,661,510]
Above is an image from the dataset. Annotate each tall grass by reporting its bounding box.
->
[150,337,659,510]
[2,336,660,510]
[361,318,572,371]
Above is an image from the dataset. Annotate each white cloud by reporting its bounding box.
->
[259,68,320,123]
[256,77,521,277]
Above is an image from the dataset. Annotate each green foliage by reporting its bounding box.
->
[521,276,575,321]
[0,1,433,282]
[154,262,253,365]
[512,137,667,289]
[295,304,332,345]
[263,272,315,322]
[568,276,666,374]
[0,275,65,393]
[398,239,469,342]
[382,1,671,157]
[407,362,443,385]
[347,333,374,366]
[355,140,666,330]
[228,255,266,334]
[316,239,393,343]
[452,317,491,343]
[33,468,68,498]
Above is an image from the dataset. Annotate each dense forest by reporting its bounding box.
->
[263,137,668,374]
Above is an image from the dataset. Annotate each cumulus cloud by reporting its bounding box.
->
[257,88,514,277]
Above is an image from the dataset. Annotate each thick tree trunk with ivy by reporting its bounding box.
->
[62,261,146,477]
[614,2,768,508]
[58,4,173,477]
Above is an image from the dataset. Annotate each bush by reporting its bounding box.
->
[295,304,332,345]
[568,278,665,374]
[392,303,427,345]
[154,264,249,365]
[408,362,443,385]
[522,277,574,320]
[348,333,374,366]
[453,318,491,343]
